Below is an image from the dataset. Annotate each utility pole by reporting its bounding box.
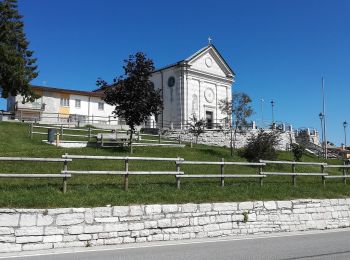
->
[319,113,324,155]
[260,98,264,128]
[322,77,327,159]
[271,100,275,127]
[343,121,348,149]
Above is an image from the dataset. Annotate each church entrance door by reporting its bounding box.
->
[206,111,213,129]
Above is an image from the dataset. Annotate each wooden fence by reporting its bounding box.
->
[259,160,328,186]
[175,159,266,189]
[61,154,185,190]
[2,155,349,192]
[0,157,72,193]
[323,164,350,186]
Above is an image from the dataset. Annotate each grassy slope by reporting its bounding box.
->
[0,121,348,208]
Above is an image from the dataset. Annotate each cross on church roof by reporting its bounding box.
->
[208,36,212,45]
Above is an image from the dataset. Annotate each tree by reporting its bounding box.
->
[0,0,39,102]
[96,52,162,152]
[242,130,281,162]
[188,114,206,144]
[219,92,253,156]
[290,143,305,162]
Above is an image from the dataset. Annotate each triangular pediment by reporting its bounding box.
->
[186,45,234,78]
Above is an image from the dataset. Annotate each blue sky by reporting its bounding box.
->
[1,0,349,145]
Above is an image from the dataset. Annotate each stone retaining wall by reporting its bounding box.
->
[164,129,295,150]
[1,198,350,253]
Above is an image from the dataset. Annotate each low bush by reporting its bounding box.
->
[290,143,305,161]
[242,130,281,162]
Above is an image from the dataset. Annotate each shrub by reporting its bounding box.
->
[188,115,206,144]
[290,143,305,161]
[242,130,281,162]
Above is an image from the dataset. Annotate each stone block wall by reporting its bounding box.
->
[164,129,296,151]
[1,199,350,253]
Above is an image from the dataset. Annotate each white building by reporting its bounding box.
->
[150,44,235,129]
[7,85,118,125]
[7,44,235,128]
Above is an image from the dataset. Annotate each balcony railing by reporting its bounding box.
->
[15,102,45,111]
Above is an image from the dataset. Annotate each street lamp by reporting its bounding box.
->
[343,121,348,149]
[319,113,324,155]
[271,100,275,126]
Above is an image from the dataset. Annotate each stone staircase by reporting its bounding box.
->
[302,142,341,159]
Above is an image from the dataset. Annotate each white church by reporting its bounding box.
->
[6,44,235,129]
[150,44,234,129]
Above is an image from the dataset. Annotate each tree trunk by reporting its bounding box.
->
[231,127,238,157]
[230,126,233,156]
[233,128,238,151]
[129,128,134,154]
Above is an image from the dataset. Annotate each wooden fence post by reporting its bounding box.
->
[176,158,181,189]
[63,155,68,193]
[124,158,129,191]
[292,163,296,186]
[158,131,161,144]
[30,123,33,139]
[130,141,133,154]
[56,132,60,147]
[321,165,326,187]
[88,127,91,141]
[343,162,347,184]
[220,158,225,187]
[259,165,263,187]
[60,125,64,141]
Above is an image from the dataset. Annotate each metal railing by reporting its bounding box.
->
[29,123,182,146]
[29,123,121,141]
[13,111,126,126]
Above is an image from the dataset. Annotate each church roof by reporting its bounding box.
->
[30,85,104,97]
[184,45,212,62]
[153,44,235,76]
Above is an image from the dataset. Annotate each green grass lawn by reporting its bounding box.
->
[0,121,349,208]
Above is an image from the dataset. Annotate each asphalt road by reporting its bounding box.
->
[2,229,350,260]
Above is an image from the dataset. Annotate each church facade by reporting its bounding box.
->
[150,44,235,129]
